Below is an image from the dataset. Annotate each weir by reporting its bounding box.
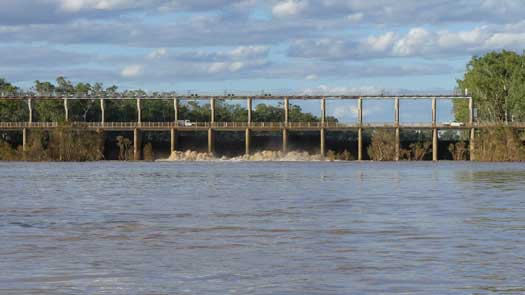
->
[2,94,516,161]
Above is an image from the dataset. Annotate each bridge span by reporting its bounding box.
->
[1,94,513,161]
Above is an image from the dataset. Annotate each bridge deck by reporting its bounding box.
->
[1,122,524,131]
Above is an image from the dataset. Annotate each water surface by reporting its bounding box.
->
[1,162,525,294]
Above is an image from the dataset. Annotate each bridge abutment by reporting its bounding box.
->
[134,128,142,160]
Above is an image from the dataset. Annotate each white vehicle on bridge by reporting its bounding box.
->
[442,121,465,127]
[177,120,194,127]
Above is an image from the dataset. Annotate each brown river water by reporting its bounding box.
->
[1,161,525,294]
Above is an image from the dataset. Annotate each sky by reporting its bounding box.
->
[1,0,524,121]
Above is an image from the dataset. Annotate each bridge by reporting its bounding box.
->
[0,94,510,161]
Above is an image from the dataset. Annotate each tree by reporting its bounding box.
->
[455,50,525,123]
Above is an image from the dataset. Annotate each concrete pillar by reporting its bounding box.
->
[284,97,289,124]
[358,97,363,161]
[432,97,437,126]
[136,98,141,125]
[321,97,326,126]
[395,128,400,161]
[468,97,474,125]
[282,128,288,154]
[320,128,326,157]
[245,128,251,156]
[100,99,105,124]
[432,97,438,161]
[64,98,69,122]
[469,97,475,161]
[27,99,32,123]
[170,128,177,152]
[133,128,141,161]
[174,98,179,122]
[210,98,215,123]
[394,97,400,161]
[358,127,363,161]
[247,97,252,125]
[22,128,28,152]
[433,128,438,161]
[358,97,363,126]
[470,128,475,161]
[208,128,215,154]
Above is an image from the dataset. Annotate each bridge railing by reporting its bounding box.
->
[2,121,525,129]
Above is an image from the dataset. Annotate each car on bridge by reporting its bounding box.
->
[442,121,465,127]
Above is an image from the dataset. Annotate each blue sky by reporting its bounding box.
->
[1,0,524,121]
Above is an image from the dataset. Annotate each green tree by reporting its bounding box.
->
[455,50,525,123]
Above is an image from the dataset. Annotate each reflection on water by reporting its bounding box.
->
[1,161,525,294]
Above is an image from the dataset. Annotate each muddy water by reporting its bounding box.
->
[1,162,525,294]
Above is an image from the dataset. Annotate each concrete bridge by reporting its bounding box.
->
[0,94,504,161]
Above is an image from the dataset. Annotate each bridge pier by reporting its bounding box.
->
[358,128,363,160]
[134,128,142,161]
[22,128,28,152]
[470,128,476,161]
[432,128,438,161]
[137,99,142,125]
[358,97,363,161]
[208,128,215,154]
[170,128,177,153]
[320,128,326,158]
[245,128,251,156]
[247,97,252,125]
[174,99,179,122]
[64,98,69,122]
[282,128,288,154]
[395,97,400,161]
[432,97,438,161]
[100,99,105,124]
[469,97,475,161]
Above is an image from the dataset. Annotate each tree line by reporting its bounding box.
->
[0,77,335,123]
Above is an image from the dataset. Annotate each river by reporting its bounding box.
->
[1,161,525,294]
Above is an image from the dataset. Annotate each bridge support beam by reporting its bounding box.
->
[432,128,438,161]
[320,128,326,158]
[470,128,475,161]
[100,99,105,124]
[134,128,141,161]
[321,97,326,126]
[395,97,400,161]
[358,128,363,161]
[22,128,28,152]
[358,97,363,161]
[27,99,33,123]
[247,97,252,125]
[469,97,475,161]
[210,98,215,123]
[395,128,400,161]
[432,97,438,161]
[245,128,251,156]
[64,98,69,122]
[208,128,215,154]
[282,128,288,154]
[170,128,177,153]
[284,97,289,124]
[136,99,141,125]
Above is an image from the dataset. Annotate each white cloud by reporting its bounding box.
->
[59,0,136,12]
[272,0,308,18]
[148,48,167,59]
[120,64,143,77]
[305,74,318,80]
[347,12,364,23]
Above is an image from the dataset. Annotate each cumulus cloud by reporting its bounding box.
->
[272,0,308,18]
[148,48,168,59]
[120,64,143,77]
